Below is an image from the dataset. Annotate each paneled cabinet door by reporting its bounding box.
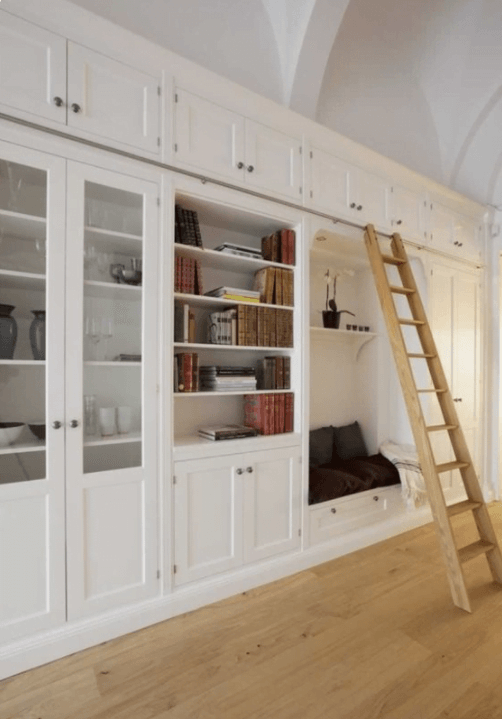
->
[390,185,426,242]
[309,148,354,216]
[242,447,301,563]
[65,162,159,620]
[0,11,67,124]
[245,120,302,200]
[0,141,66,644]
[174,455,244,585]
[174,89,245,181]
[356,168,390,230]
[429,202,482,262]
[67,43,160,153]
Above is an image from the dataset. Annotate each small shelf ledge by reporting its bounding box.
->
[84,432,141,447]
[0,360,45,366]
[84,361,141,367]
[174,389,291,398]
[85,226,143,254]
[84,280,142,300]
[0,268,46,291]
[0,440,45,455]
[310,326,377,360]
[173,432,301,460]
[174,244,295,273]
[174,292,293,311]
[173,342,292,352]
[0,208,46,241]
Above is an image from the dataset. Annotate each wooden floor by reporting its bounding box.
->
[3,505,502,719]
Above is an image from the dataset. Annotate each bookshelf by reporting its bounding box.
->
[171,191,301,448]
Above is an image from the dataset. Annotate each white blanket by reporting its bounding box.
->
[379,439,428,510]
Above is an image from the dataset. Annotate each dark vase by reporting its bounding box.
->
[322,310,340,329]
[29,310,46,361]
[0,304,17,359]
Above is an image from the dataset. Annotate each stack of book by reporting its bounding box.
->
[244,393,294,435]
[174,256,203,295]
[204,286,260,303]
[207,308,237,345]
[174,301,197,343]
[199,366,257,392]
[262,229,295,265]
[174,352,199,392]
[114,353,142,362]
[198,424,259,441]
[175,204,203,247]
[206,306,293,347]
[256,356,291,389]
[213,242,262,260]
[253,267,294,306]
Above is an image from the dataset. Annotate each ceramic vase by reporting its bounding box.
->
[0,304,18,359]
[29,310,46,361]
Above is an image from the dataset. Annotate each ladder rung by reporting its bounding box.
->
[407,353,436,359]
[436,461,470,474]
[458,540,494,564]
[390,285,415,295]
[381,254,406,265]
[398,318,425,326]
[417,388,447,394]
[447,500,482,517]
[427,424,458,432]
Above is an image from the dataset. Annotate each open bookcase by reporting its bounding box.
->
[171,190,302,452]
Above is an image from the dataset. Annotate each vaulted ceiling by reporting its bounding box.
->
[69,0,502,209]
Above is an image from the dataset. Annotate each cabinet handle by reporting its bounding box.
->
[52,421,62,430]
[330,508,337,514]
[357,204,363,211]
[373,495,379,502]
[247,165,254,173]
[458,242,463,247]
[236,468,243,475]
[246,466,253,473]
[454,241,459,246]
[396,219,402,225]
[237,162,245,169]
[53,96,64,107]
[71,103,81,113]
[350,202,356,209]
[70,419,79,428]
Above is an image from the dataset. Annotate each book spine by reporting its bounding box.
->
[280,229,288,265]
[244,394,260,431]
[183,353,193,392]
[285,393,294,432]
[173,355,178,392]
[250,306,257,347]
[276,356,283,389]
[176,354,185,392]
[192,353,199,391]
[192,210,203,248]
[189,311,196,343]
[237,305,246,346]
[194,260,203,295]
[283,356,291,389]
[289,229,296,266]
[231,308,237,345]
[274,394,280,435]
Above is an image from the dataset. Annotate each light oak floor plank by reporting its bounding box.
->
[2,504,502,719]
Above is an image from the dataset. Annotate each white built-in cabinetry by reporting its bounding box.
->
[429,198,483,263]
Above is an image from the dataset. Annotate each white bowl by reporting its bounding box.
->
[0,423,24,447]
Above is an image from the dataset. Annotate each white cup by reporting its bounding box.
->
[99,407,116,436]
[116,406,132,434]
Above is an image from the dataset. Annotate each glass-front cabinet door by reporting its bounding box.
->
[65,162,159,620]
[0,141,66,643]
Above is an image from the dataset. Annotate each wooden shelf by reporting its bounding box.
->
[84,280,142,300]
[0,440,45,455]
[85,226,143,255]
[0,208,46,241]
[0,268,45,291]
[174,389,290,397]
[173,342,292,352]
[310,326,377,360]
[84,432,141,447]
[174,292,293,311]
[174,244,295,273]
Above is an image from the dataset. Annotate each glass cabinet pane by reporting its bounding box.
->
[82,181,143,474]
[0,159,47,484]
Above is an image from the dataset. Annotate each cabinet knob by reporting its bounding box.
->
[71,103,81,113]
[458,242,463,247]
[52,421,62,430]
[236,468,244,475]
[53,96,64,107]
[350,202,356,209]
[246,466,253,473]
[70,419,79,428]
[237,162,245,169]
[396,219,402,225]
[330,507,337,514]
[357,205,363,211]
[247,165,254,173]
[454,241,459,246]
[373,495,379,502]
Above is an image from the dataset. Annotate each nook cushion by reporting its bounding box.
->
[332,421,369,460]
[309,426,335,467]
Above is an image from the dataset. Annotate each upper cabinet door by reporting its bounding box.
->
[452,212,482,263]
[174,89,245,181]
[0,12,66,124]
[243,447,301,564]
[309,148,354,216]
[430,201,454,253]
[244,120,302,200]
[67,43,160,153]
[356,168,390,230]
[390,184,427,242]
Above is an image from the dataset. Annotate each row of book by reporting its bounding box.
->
[175,204,203,247]
[174,352,199,392]
[174,302,197,343]
[253,267,293,306]
[262,229,295,265]
[256,356,291,390]
[174,256,203,294]
[244,393,294,435]
[208,305,293,347]
[199,366,257,392]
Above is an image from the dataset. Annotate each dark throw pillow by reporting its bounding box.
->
[309,426,335,467]
[332,421,369,460]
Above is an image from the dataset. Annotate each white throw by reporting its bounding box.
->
[379,439,428,510]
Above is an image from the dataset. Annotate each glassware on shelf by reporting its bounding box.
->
[84,244,98,280]
[97,251,112,281]
[101,317,114,360]
[85,316,101,360]
[0,303,17,359]
[29,310,46,360]
[116,406,132,434]
[84,395,97,436]
[99,407,116,436]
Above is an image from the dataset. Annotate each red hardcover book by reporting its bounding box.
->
[194,260,203,295]
[192,352,199,391]
[288,229,295,266]
[183,353,193,392]
[274,394,281,434]
[244,394,263,433]
[285,393,294,432]
[280,228,288,265]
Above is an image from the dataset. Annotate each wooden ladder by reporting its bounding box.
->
[364,224,502,612]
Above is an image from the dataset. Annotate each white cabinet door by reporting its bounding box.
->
[390,184,427,242]
[356,168,390,230]
[0,11,67,124]
[309,148,354,216]
[174,455,244,585]
[67,43,160,153]
[174,89,245,181]
[0,141,66,643]
[243,447,301,563]
[245,120,302,200]
[65,162,159,620]
[452,212,482,264]
[430,201,454,254]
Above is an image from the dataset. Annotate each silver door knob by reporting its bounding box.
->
[350,202,356,209]
[53,96,64,107]
[396,219,402,225]
[237,161,245,169]
[331,508,337,514]
[247,165,254,173]
[71,103,81,113]
[52,421,62,429]
[246,466,253,473]
[236,468,243,475]
[70,419,79,428]
[357,204,363,211]
[373,495,379,502]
